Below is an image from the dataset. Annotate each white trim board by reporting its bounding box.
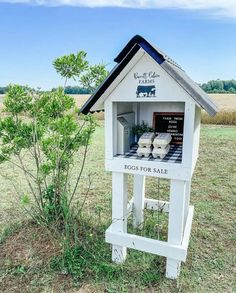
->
[106,205,194,262]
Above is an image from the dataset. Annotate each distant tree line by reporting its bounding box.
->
[64,86,92,94]
[1,86,92,95]
[0,86,8,94]
[1,79,236,94]
[51,86,94,94]
[200,79,236,93]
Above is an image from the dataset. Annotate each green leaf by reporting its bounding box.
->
[53,51,89,81]
[4,85,32,115]
[20,194,30,205]
[80,63,108,92]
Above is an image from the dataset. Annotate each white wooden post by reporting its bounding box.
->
[182,101,195,168]
[166,179,186,279]
[133,175,145,229]
[104,100,117,159]
[184,180,191,227]
[111,172,128,263]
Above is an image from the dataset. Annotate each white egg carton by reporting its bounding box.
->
[137,146,152,158]
[138,132,155,148]
[152,144,170,159]
[153,133,172,148]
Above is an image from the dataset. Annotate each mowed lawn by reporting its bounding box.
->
[0,123,236,292]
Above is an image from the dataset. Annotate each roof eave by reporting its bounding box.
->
[80,43,141,115]
[161,61,218,116]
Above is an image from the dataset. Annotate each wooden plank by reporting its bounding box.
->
[112,102,118,157]
[184,180,191,227]
[166,179,186,279]
[104,99,114,160]
[182,205,194,251]
[182,101,195,168]
[133,175,145,228]
[192,106,201,173]
[127,197,134,215]
[110,97,189,103]
[111,172,128,263]
[106,205,194,263]
[105,158,191,181]
[106,227,187,262]
[144,198,169,213]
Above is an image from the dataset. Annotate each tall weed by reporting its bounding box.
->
[202,111,236,125]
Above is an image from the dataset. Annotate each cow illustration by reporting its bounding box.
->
[136,85,156,97]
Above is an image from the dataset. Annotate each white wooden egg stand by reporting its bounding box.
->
[104,97,201,279]
[80,35,218,279]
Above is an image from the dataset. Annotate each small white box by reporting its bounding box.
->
[153,133,172,148]
[138,132,155,148]
[137,146,152,158]
[152,144,170,159]
[117,117,130,154]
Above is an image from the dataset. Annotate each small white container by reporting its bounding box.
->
[152,144,170,159]
[137,146,152,158]
[153,133,172,148]
[138,132,155,148]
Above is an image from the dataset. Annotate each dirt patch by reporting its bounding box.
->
[0,221,61,270]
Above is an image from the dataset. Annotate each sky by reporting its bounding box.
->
[0,0,236,89]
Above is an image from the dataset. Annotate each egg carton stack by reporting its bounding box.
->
[137,132,172,159]
[137,132,155,158]
[152,133,172,159]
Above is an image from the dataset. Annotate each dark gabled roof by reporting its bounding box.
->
[80,35,218,116]
[80,43,140,114]
[114,35,182,69]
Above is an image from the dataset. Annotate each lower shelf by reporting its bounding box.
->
[105,205,194,262]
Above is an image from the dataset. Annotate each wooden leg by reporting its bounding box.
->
[111,172,128,263]
[184,180,191,228]
[166,179,186,279]
[133,175,145,229]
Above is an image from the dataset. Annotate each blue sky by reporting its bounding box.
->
[0,1,236,89]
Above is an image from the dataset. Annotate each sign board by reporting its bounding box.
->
[153,112,184,144]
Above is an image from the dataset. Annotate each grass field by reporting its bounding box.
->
[75,94,236,125]
[1,93,236,111]
[68,94,236,111]
[208,94,236,111]
[2,93,236,125]
[0,123,236,292]
[74,93,236,111]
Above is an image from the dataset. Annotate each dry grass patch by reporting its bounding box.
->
[209,93,236,111]
[202,111,236,125]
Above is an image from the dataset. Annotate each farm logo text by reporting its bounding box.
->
[134,71,160,98]
[134,71,160,84]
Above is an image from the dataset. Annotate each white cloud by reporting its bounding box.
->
[1,0,236,18]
